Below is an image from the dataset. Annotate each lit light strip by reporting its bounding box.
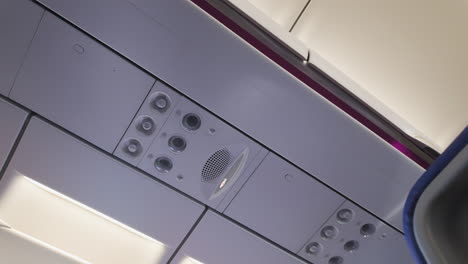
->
[181,256,205,264]
[6,227,91,264]
[23,176,163,245]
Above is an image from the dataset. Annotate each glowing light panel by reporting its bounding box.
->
[0,173,167,264]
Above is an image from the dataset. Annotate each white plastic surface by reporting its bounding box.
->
[226,152,344,252]
[170,211,306,264]
[298,201,413,264]
[37,0,425,230]
[0,98,28,168]
[137,97,266,210]
[228,0,309,58]
[0,117,204,263]
[10,12,154,152]
[0,227,85,264]
[0,0,43,96]
[292,0,468,152]
[242,0,309,30]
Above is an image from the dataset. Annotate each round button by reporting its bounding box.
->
[305,242,322,255]
[320,226,339,240]
[136,116,155,135]
[142,121,153,131]
[336,208,354,224]
[155,97,167,109]
[123,139,142,156]
[152,94,170,113]
[127,143,138,153]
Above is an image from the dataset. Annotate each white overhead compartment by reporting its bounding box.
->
[225,152,344,252]
[227,0,309,58]
[37,0,425,231]
[241,0,309,30]
[0,98,28,167]
[170,211,306,264]
[0,0,43,96]
[292,0,468,152]
[0,117,204,263]
[10,12,155,152]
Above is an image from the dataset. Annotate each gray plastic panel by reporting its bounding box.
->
[298,201,412,264]
[10,12,154,152]
[0,99,28,168]
[37,0,424,229]
[0,117,204,262]
[137,97,267,210]
[170,211,306,264]
[225,153,345,252]
[0,0,43,96]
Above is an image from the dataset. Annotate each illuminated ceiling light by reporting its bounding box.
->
[180,256,205,264]
[0,173,167,264]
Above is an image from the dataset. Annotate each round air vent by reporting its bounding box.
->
[182,113,201,131]
[154,156,173,173]
[168,136,187,153]
[201,149,231,182]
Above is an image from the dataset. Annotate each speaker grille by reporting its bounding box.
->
[202,149,231,182]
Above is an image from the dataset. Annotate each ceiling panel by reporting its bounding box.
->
[0,117,204,263]
[10,12,154,152]
[0,0,43,96]
[0,98,28,168]
[170,211,306,264]
[36,0,425,230]
[225,152,344,252]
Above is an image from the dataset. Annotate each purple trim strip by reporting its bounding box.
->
[191,0,429,169]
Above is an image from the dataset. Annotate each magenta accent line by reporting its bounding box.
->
[190,0,429,169]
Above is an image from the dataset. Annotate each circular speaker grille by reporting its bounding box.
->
[201,149,231,182]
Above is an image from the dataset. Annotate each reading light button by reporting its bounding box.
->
[320,225,338,240]
[336,208,354,223]
[153,94,170,113]
[305,242,322,255]
[123,139,142,156]
[136,116,156,135]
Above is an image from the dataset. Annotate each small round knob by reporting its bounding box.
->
[305,242,322,255]
[320,226,338,240]
[336,208,354,223]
